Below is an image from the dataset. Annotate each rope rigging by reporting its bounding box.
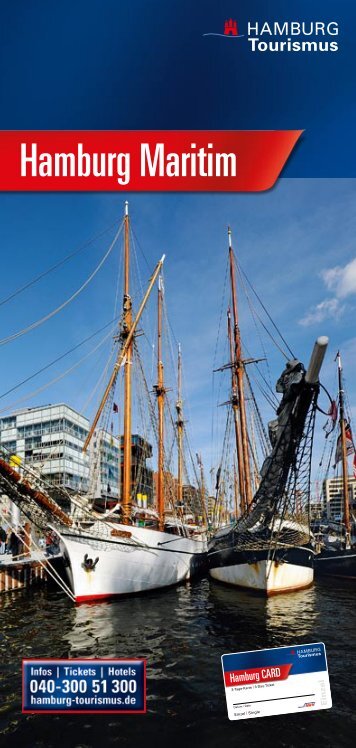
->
[0,221,123,347]
[237,260,296,360]
[0,314,121,402]
[210,230,309,532]
[0,326,116,415]
[0,218,121,310]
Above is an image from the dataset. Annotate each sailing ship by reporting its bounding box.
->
[0,202,207,602]
[314,351,356,579]
[208,227,328,595]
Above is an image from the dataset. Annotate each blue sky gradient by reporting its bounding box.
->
[0,1,355,176]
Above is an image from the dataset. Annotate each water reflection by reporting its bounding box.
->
[265,585,319,639]
[208,580,319,642]
[0,578,355,747]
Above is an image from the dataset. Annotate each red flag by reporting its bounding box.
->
[345,423,353,453]
[323,400,338,436]
[334,421,354,464]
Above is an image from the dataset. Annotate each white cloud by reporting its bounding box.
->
[321,257,356,299]
[299,298,344,327]
[299,256,356,326]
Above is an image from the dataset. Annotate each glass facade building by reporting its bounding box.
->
[0,404,153,509]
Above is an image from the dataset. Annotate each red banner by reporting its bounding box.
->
[224,664,292,687]
[0,130,302,192]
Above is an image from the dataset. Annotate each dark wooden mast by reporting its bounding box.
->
[176,344,184,508]
[337,351,351,547]
[155,277,165,530]
[228,227,253,508]
[122,201,133,524]
[233,458,239,519]
[196,453,208,525]
[227,307,245,514]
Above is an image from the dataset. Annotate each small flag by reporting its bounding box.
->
[353,452,356,480]
[215,466,221,492]
[323,400,338,436]
[334,421,354,464]
[113,403,119,413]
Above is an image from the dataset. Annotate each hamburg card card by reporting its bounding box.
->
[222,642,332,720]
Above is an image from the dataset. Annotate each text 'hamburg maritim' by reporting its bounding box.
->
[20,143,237,185]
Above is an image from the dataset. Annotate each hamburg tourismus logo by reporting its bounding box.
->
[203,19,244,38]
[203,19,338,52]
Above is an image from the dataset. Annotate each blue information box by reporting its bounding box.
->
[22,658,146,713]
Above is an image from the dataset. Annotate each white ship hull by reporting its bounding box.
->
[56,522,207,603]
[209,555,313,596]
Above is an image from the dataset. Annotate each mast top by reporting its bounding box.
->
[125,200,129,217]
[228,226,232,249]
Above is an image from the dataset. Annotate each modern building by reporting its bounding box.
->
[93,434,154,512]
[120,435,154,506]
[152,472,204,519]
[182,484,203,519]
[153,470,177,514]
[0,404,154,512]
[322,475,356,520]
[0,405,90,495]
[88,427,120,505]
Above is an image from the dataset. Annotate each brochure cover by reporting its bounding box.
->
[0,2,355,747]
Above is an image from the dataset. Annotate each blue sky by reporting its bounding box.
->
[0,180,355,493]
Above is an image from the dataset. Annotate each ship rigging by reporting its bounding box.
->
[0,202,208,602]
[314,351,356,578]
[208,226,328,595]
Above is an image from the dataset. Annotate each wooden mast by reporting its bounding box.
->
[233,458,239,519]
[122,201,133,524]
[228,227,253,508]
[155,276,165,530]
[227,307,245,514]
[337,351,351,547]
[82,201,165,525]
[176,343,184,508]
[196,453,208,525]
[250,411,260,493]
[83,252,165,452]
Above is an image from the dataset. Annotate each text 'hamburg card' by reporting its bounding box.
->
[222,642,332,720]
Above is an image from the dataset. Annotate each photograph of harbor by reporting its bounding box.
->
[0,180,355,747]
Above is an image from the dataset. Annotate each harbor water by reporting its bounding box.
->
[0,577,355,748]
